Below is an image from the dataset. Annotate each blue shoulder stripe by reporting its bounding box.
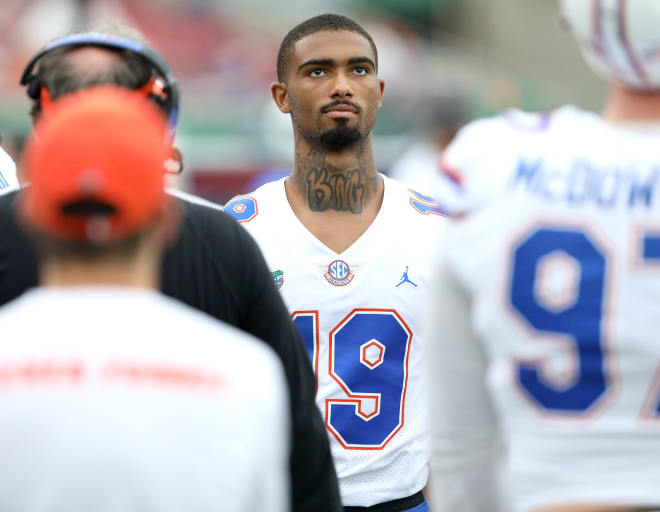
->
[409,189,450,217]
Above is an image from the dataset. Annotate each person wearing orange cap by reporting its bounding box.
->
[0,86,290,512]
[0,25,340,512]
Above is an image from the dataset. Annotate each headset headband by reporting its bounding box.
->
[21,33,180,136]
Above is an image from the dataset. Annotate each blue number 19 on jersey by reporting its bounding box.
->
[294,309,412,450]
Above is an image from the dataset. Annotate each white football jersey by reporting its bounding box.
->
[427,106,660,511]
[225,175,448,507]
[0,287,289,512]
[0,146,18,194]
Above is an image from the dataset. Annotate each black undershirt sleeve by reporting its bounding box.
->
[0,191,38,306]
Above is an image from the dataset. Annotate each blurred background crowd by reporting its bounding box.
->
[0,0,608,203]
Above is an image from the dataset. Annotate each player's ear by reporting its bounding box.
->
[165,147,183,174]
[271,82,291,114]
[376,79,385,109]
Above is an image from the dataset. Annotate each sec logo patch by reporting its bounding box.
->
[324,260,354,286]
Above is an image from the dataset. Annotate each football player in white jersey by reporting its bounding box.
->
[0,87,289,512]
[225,13,447,512]
[0,145,19,193]
[425,1,660,511]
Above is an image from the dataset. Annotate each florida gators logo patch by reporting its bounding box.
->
[324,260,354,286]
[272,270,284,289]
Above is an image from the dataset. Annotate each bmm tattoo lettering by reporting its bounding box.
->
[306,168,366,213]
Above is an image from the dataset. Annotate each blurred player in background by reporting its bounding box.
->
[426,0,660,510]
[225,14,447,512]
[0,86,289,512]
[0,25,341,512]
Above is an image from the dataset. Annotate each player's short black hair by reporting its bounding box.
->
[276,13,378,82]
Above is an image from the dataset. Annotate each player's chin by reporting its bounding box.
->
[319,126,362,150]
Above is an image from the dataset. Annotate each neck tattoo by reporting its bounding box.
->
[296,150,379,214]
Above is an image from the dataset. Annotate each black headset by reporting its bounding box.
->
[20,32,180,136]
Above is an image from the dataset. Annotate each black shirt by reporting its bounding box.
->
[0,189,341,512]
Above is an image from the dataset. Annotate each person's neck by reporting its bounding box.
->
[286,137,382,215]
[40,256,159,290]
[602,83,660,122]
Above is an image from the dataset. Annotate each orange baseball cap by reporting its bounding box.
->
[20,86,170,244]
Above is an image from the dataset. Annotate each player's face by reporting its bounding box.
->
[283,30,384,151]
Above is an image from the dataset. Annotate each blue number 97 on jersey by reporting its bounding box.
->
[509,226,610,414]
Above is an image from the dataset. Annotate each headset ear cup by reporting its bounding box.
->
[26,76,42,100]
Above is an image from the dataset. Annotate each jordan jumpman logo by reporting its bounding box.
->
[396,266,418,287]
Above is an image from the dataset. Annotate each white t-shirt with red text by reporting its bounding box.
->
[0,287,289,512]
